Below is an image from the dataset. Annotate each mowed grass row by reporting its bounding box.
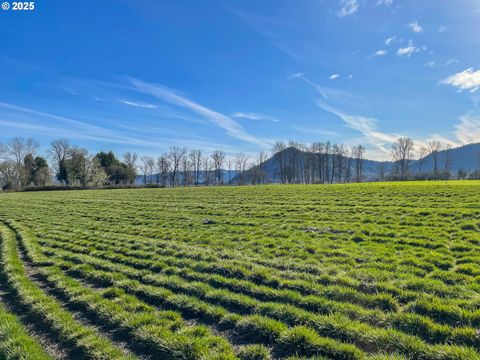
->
[33,238,480,359]
[0,182,479,359]
[12,220,368,360]
[0,222,135,360]
[37,223,456,300]
[5,187,480,312]
[32,225,480,330]
[6,187,480,301]
[0,302,52,360]
[14,220,480,360]
[34,233,480,350]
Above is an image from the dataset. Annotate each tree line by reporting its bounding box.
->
[1,136,479,191]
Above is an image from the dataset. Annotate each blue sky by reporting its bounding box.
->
[0,0,479,160]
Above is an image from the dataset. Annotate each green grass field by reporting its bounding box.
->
[0,182,480,360]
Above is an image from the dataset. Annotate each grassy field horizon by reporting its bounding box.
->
[1,182,480,359]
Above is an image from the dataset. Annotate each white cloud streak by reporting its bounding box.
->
[408,21,423,33]
[290,73,366,109]
[231,112,279,122]
[374,50,387,57]
[338,0,359,17]
[445,58,458,66]
[329,74,340,80]
[128,78,267,147]
[441,68,480,92]
[0,105,164,148]
[377,0,394,6]
[218,3,301,61]
[316,103,469,156]
[116,99,158,109]
[454,114,480,144]
[316,101,398,154]
[397,40,420,57]
[397,46,416,57]
[385,36,396,45]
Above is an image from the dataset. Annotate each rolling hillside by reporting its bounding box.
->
[243,143,480,182]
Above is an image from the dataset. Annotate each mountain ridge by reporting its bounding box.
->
[240,142,480,183]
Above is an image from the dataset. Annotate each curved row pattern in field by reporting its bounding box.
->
[0,183,479,359]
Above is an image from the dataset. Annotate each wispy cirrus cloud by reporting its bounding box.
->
[289,73,366,109]
[116,99,158,109]
[329,74,340,80]
[127,77,268,147]
[385,36,397,45]
[338,0,359,17]
[316,100,398,154]
[445,58,459,66]
[374,50,388,57]
[424,61,436,68]
[454,114,480,144]
[408,21,423,33]
[377,0,394,6]
[316,102,464,156]
[291,74,467,159]
[0,102,165,148]
[441,68,480,92]
[217,2,301,61]
[397,40,421,57]
[231,112,279,122]
[290,74,398,156]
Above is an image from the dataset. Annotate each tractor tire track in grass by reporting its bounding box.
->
[0,227,74,360]
[0,285,61,360]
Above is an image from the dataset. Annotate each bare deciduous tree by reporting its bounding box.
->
[391,137,415,180]
[351,145,366,182]
[428,140,443,178]
[257,151,269,184]
[442,144,453,180]
[0,141,7,159]
[123,152,138,170]
[156,154,170,186]
[168,146,187,187]
[122,152,138,184]
[140,156,154,184]
[211,150,226,185]
[417,146,428,176]
[7,137,38,165]
[203,157,212,186]
[189,150,202,186]
[48,139,70,184]
[226,157,234,184]
[235,152,249,185]
[273,141,287,183]
[181,156,192,186]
